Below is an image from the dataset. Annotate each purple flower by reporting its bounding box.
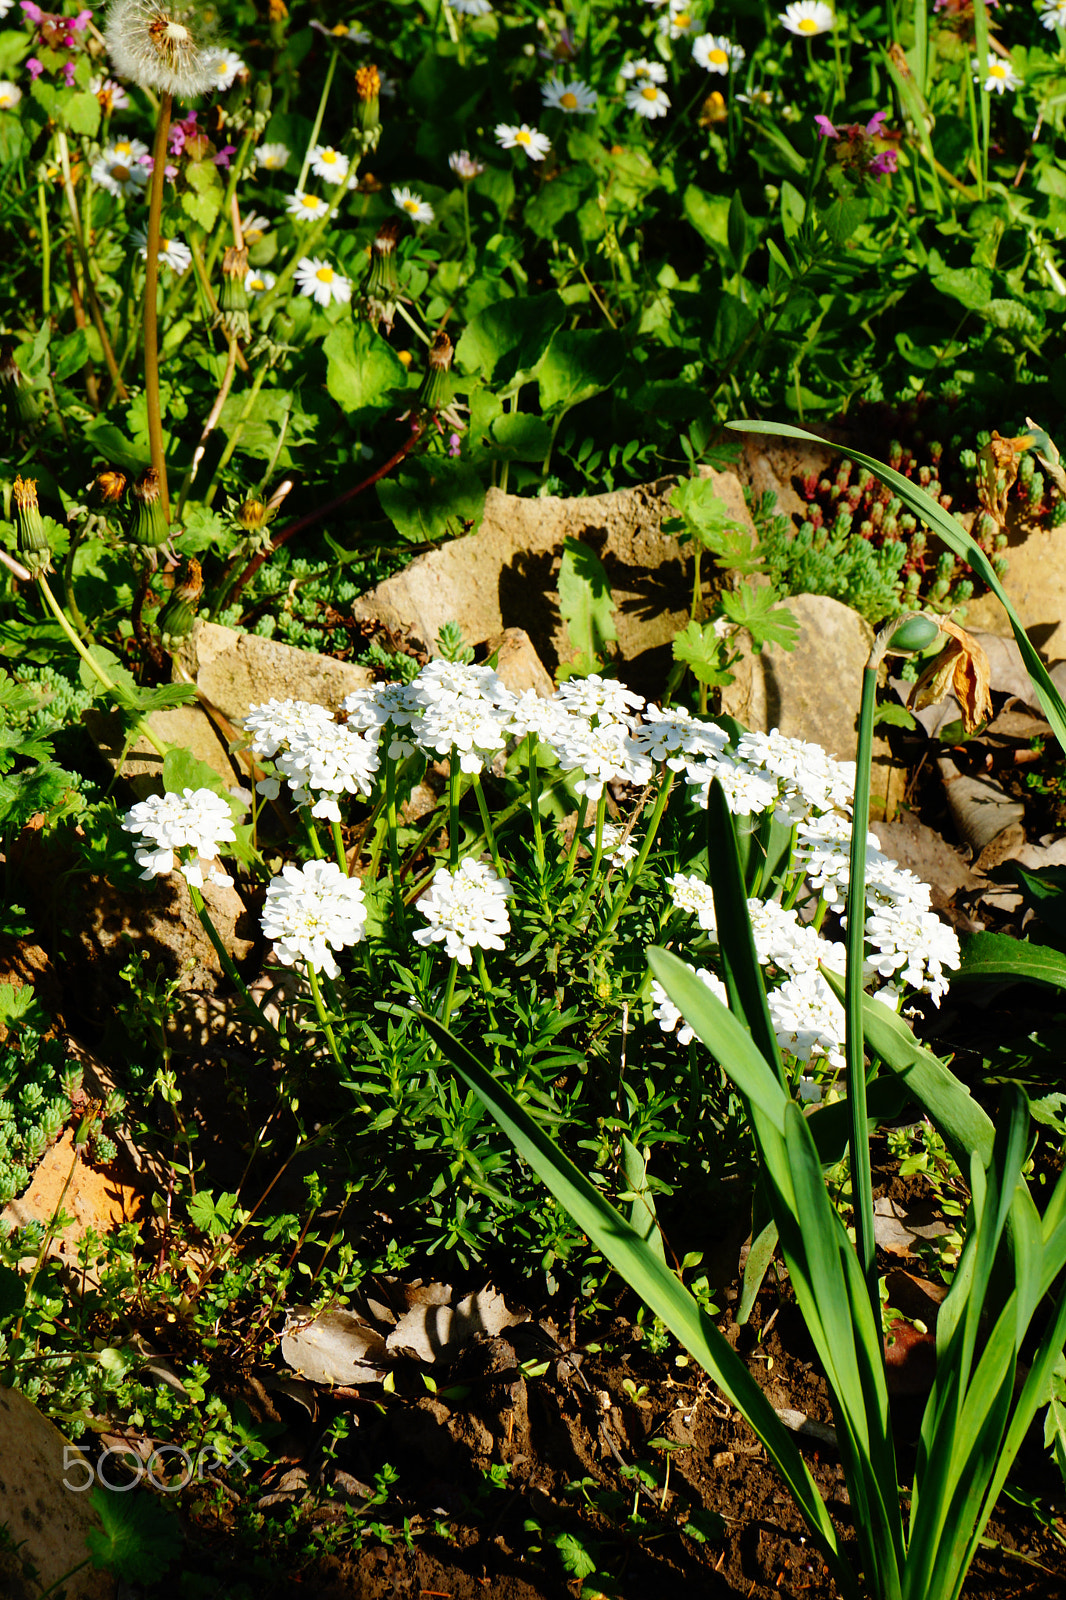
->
[213,143,237,168]
[20,2,44,20]
[26,56,43,79]
[448,432,461,457]
[814,114,838,139]
[868,148,898,180]
[864,110,888,137]
[62,59,75,85]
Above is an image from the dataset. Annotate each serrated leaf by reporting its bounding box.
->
[672,620,735,688]
[554,1531,597,1581]
[721,584,800,652]
[181,187,221,230]
[558,538,617,667]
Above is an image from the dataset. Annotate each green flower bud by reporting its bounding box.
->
[13,475,52,577]
[157,556,203,652]
[127,468,170,549]
[418,331,455,412]
[887,613,941,654]
[220,245,250,340]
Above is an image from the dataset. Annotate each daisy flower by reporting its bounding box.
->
[130,227,192,273]
[660,2,703,40]
[256,141,291,171]
[286,190,331,222]
[244,267,277,295]
[542,76,598,114]
[449,149,485,180]
[205,48,245,91]
[309,144,350,182]
[495,122,552,160]
[1040,0,1066,27]
[295,256,352,306]
[91,138,151,196]
[625,82,671,118]
[620,58,668,83]
[0,81,21,110]
[240,210,270,244]
[973,52,1022,93]
[392,185,435,224]
[447,0,493,12]
[780,1,834,36]
[693,34,745,73]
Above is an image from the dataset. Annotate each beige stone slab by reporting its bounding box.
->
[176,620,374,722]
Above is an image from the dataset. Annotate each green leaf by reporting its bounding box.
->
[671,620,735,688]
[726,420,1066,757]
[52,328,89,384]
[61,90,100,137]
[163,747,232,804]
[554,1531,597,1581]
[682,184,732,262]
[558,538,617,666]
[86,1490,182,1582]
[538,329,624,417]
[377,457,486,542]
[721,583,800,651]
[620,1135,666,1263]
[420,1010,852,1588]
[324,321,408,416]
[706,293,758,366]
[873,702,916,729]
[181,186,221,231]
[0,1263,25,1323]
[819,196,869,247]
[930,266,993,312]
[455,292,566,392]
[954,930,1066,992]
[487,411,552,461]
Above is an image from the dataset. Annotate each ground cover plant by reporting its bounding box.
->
[2,0,1066,1594]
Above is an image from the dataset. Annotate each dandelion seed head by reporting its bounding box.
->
[104,0,219,98]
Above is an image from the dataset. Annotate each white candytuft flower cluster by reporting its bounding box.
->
[261,860,367,977]
[414,859,513,965]
[667,871,718,932]
[122,787,236,888]
[103,0,219,98]
[244,698,378,821]
[652,967,728,1046]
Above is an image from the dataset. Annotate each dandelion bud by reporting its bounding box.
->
[96,467,128,504]
[220,244,250,340]
[418,332,455,412]
[237,497,267,531]
[354,64,381,147]
[157,556,203,651]
[0,348,45,429]
[13,475,52,577]
[365,220,400,332]
[103,1,218,100]
[128,468,171,550]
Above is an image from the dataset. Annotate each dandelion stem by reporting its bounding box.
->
[307,960,343,1068]
[54,130,127,401]
[297,48,340,195]
[176,335,239,515]
[144,91,173,518]
[36,573,169,758]
[203,360,270,512]
[205,129,256,276]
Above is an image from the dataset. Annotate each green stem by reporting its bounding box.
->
[594,768,675,947]
[205,129,256,277]
[563,797,589,882]
[304,812,325,858]
[37,177,51,318]
[307,960,343,1068]
[440,957,459,1027]
[296,48,340,195]
[37,574,168,758]
[472,774,503,875]
[527,733,545,876]
[474,946,500,1058]
[187,879,282,1048]
[572,792,606,925]
[330,816,348,873]
[54,129,127,401]
[203,360,270,511]
[448,752,462,869]
[385,755,408,937]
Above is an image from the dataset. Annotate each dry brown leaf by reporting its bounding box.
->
[385,1286,528,1364]
[912,618,992,734]
[976,431,1026,524]
[280,1307,389,1386]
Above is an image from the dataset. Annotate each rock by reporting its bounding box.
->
[720,593,874,763]
[3,1125,149,1273]
[352,473,756,688]
[483,627,554,698]
[72,870,256,995]
[956,505,1066,659]
[0,1386,115,1599]
[737,433,836,525]
[83,703,245,800]
[175,620,374,723]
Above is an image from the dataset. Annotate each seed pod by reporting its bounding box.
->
[13,475,52,576]
[887,613,941,654]
[365,220,400,332]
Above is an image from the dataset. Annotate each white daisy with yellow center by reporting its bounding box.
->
[660,2,703,40]
[309,144,350,182]
[295,255,352,307]
[206,49,245,90]
[495,122,552,160]
[0,81,23,110]
[91,137,150,196]
[285,190,330,221]
[256,142,291,171]
[780,1,834,36]
[693,34,745,73]
[244,268,277,296]
[131,228,192,274]
[973,52,1022,94]
[624,82,671,118]
[620,58,668,83]
[542,76,598,114]
[392,186,435,224]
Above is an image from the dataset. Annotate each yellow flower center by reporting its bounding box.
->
[641,85,658,100]
[116,141,132,157]
[250,277,265,290]
[397,349,412,366]
[315,267,334,283]
[301,194,320,208]
[112,163,131,181]
[561,91,578,108]
[321,149,338,163]
[798,16,819,31]
[331,23,349,34]
[989,62,1006,76]
[674,13,690,27]
[709,48,727,63]
[515,129,531,144]
[403,198,419,212]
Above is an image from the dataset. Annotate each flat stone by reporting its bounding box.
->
[483,627,554,698]
[956,504,1066,659]
[83,703,245,800]
[720,593,874,763]
[352,472,757,690]
[871,811,980,911]
[0,1386,115,1599]
[175,620,374,723]
[737,433,836,525]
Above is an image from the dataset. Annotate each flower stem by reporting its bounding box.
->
[572,792,607,924]
[594,768,675,947]
[36,574,169,758]
[54,129,127,401]
[471,774,503,875]
[474,946,501,1059]
[296,48,339,194]
[187,879,281,1047]
[330,816,348,874]
[306,960,343,1068]
[527,733,545,876]
[37,177,51,317]
[440,958,459,1027]
[385,756,408,938]
[448,751,462,869]
[563,797,589,882]
[144,92,174,518]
